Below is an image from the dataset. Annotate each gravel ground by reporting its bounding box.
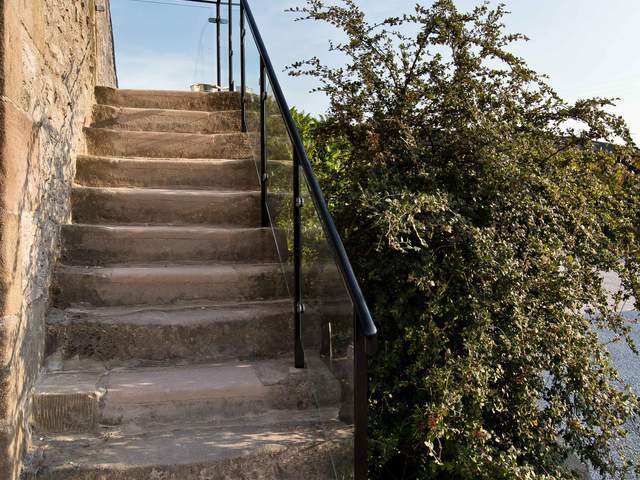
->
[592,273,639,479]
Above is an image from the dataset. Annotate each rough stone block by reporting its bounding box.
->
[0,424,18,480]
[0,102,39,214]
[0,1,117,478]
[6,0,45,53]
[32,372,100,433]
[0,315,20,370]
[0,211,25,321]
[0,366,11,420]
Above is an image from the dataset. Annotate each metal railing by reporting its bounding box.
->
[183,1,378,477]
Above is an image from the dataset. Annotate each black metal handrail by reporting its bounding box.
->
[240,1,378,342]
[239,6,378,479]
[179,1,377,477]
[179,0,377,342]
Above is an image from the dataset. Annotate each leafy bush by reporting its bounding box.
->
[289,1,640,478]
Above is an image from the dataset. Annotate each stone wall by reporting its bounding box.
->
[0,1,117,478]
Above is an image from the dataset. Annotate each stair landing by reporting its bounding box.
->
[25,419,351,480]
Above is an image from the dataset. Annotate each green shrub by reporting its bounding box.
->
[289,1,640,478]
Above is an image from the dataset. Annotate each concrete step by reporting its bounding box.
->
[32,357,342,433]
[85,127,253,159]
[53,263,288,308]
[95,86,241,112]
[61,225,283,265]
[25,415,351,479]
[46,300,294,364]
[71,186,261,227]
[91,104,244,133]
[75,155,259,190]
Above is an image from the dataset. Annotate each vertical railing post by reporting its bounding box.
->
[216,0,221,88]
[354,317,369,480]
[240,1,247,132]
[293,149,305,369]
[259,59,268,228]
[228,0,234,91]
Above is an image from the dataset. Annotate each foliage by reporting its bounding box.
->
[291,107,355,210]
[288,1,640,479]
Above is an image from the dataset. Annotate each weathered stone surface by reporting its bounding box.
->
[85,128,254,159]
[46,300,294,363]
[71,186,262,227]
[53,264,288,308]
[95,87,242,112]
[0,0,116,477]
[31,371,102,434]
[60,225,281,265]
[0,211,25,322]
[75,155,260,190]
[91,105,244,134]
[0,103,42,215]
[32,358,341,431]
[0,423,20,480]
[95,2,118,88]
[24,420,352,480]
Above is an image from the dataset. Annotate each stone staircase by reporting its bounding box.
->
[23,87,351,479]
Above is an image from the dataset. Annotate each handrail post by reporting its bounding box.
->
[354,315,369,480]
[228,0,234,91]
[293,149,305,369]
[259,59,268,228]
[240,2,247,132]
[216,0,221,88]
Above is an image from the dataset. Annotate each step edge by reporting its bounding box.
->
[55,262,283,274]
[72,185,261,195]
[76,154,258,164]
[96,86,242,96]
[84,125,253,139]
[47,300,294,326]
[93,104,246,116]
[34,356,314,394]
[61,223,274,233]
[49,298,293,316]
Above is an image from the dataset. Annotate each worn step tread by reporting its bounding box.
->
[63,223,272,236]
[91,104,245,134]
[55,263,284,280]
[61,224,281,265]
[75,154,289,167]
[78,153,256,163]
[85,127,253,159]
[73,185,260,195]
[32,357,342,433]
[85,127,250,139]
[46,300,294,364]
[95,86,242,112]
[71,186,261,227]
[36,358,294,403]
[25,415,351,479]
[50,299,292,327]
[75,154,260,189]
[53,263,288,308]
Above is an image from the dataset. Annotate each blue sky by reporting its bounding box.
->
[111,0,640,142]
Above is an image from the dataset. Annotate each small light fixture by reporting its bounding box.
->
[208,17,229,25]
